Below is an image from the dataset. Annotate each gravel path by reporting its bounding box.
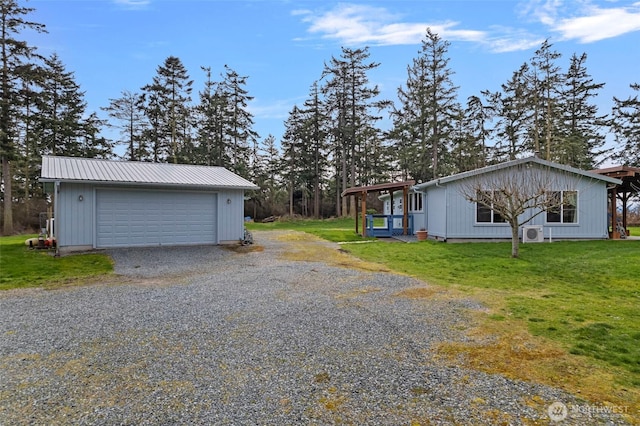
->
[0,231,631,425]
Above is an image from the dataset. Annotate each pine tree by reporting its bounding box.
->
[529,40,563,161]
[281,105,305,216]
[195,66,228,167]
[487,64,533,162]
[141,56,192,163]
[612,83,640,165]
[219,65,258,177]
[321,46,388,216]
[391,28,459,182]
[102,90,147,160]
[301,81,329,217]
[1,0,45,234]
[557,52,606,168]
[36,53,88,157]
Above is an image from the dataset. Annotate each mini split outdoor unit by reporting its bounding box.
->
[522,225,544,243]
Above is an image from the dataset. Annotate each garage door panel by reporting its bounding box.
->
[96,189,217,248]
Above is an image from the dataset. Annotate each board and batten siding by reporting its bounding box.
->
[56,182,95,248]
[55,183,247,249]
[215,189,246,243]
[424,185,447,239]
[442,171,610,240]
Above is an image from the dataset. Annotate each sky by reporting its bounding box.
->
[24,0,640,161]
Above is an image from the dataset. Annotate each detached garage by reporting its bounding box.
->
[40,156,259,253]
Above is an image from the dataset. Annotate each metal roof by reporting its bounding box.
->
[40,156,259,190]
[413,156,622,190]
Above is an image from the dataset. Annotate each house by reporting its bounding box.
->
[379,157,621,241]
[40,156,259,253]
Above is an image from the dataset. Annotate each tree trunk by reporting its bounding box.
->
[510,221,520,258]
[2,156,13,235]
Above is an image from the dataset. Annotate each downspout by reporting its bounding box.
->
[54,181,60,257]
[434,179,446,241]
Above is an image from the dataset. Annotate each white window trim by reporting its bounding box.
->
[474,190,508,225]
[545,190,579,225]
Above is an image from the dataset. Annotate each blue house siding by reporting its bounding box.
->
[57,182,95,248]
[425,186,447,239]
[414,157,620,242]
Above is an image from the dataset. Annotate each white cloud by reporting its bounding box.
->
[553,2,640,42]
[524,0,640,42]
[298,4,487,47]
[113,0,151,9]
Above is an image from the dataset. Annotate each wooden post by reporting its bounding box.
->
[611,186,619,239]
[354,194,359,235]
[402,186,409,235]
[361,191,367,237]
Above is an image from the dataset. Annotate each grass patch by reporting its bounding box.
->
[246,217,369,243]
[0,235,114,291]
[260,218,640,412]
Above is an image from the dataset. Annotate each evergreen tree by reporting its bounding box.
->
[529,40,563,160]
[391,28,459,182]
[195,66,228,167]
[102,90,147,160]
[141,56,192,163]
[301,80,329,217]
[321,46,388,216]
[612,83,640,165]
[281,105,305,216]
[219,65,258,177]
[487,64,532,161]
[36,53,88,157]
[557,52,606,168]
[1,0,45,234]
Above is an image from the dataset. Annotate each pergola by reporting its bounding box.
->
[592,165,640,239]
[341,180,415,237]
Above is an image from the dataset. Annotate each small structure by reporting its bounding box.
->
[40,156,259,252]
[412,157,621,242]
[341,181,415,237]
[591,165,640,239]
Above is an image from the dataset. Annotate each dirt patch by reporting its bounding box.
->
[275,231,390,273]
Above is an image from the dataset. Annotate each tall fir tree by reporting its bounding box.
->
[36,53,88,157]
[612,83,640,166]
[1,0,45,234]
[195,66,228,167]
[321,46,388,216]
[529,40,563,160]
[557,52,606,168]
[391,28,459,182]
[487,63,533,161]
[141,56,192,163]
[219,65,258,177]
[102,90,147,160]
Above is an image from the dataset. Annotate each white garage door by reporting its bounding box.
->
[96,189,217,248]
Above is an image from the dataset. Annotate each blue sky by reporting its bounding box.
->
[26,0,640,157]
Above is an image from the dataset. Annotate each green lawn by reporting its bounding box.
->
[246,217,369,242]
[0,235,114,291]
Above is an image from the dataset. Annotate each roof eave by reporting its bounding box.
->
[39,177,259,190]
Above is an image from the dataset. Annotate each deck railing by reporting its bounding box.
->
[366,214,414,237]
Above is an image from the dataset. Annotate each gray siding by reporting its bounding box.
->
[434,169,610,240]
[57,182,95,247]
[216,189,246,242]
[425,186,447,238]
[55,183,247,249]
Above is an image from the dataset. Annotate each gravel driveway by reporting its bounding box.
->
[0,231,629,425]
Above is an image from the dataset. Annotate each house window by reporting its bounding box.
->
[409,193,423,212]
[476,191,506,224]
[546,191,578,223]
